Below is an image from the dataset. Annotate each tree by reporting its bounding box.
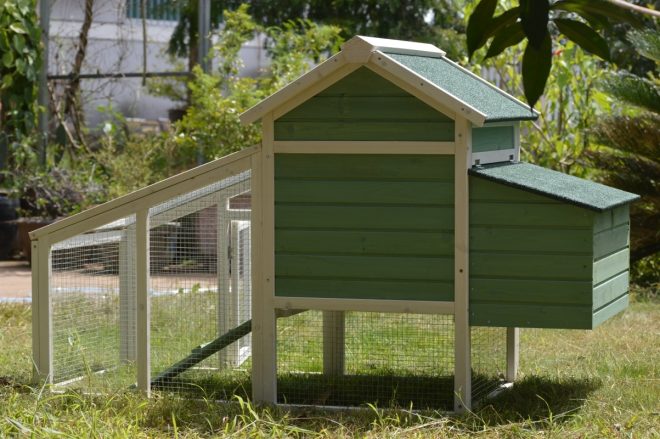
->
[465,0,657,108]
[588,29,659,270]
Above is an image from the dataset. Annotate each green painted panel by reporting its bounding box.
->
[472,125,515,153]
[593,248,629,284]
[470,202,592,227]
[471,252,593,280]
[592,294,628,328]
[470,177,560,204]
[275,180,454,205]
[275,205,453,230]
[612,204,630,227]
[594,205,630,233]
[276,154,454,181]
[593,224,629,259]
[280,96,452,121]
[275,278,454,301]
[470,226,592,254]
[275,230,454,256]
[276,254,454,281]
[593,271,629,310]
[318,67,408,97]
[274,120,455,141]
[470,278,592,305]
[470,303,593,329]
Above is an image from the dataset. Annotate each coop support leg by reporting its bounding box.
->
[454,117,472,413]
[323,311,345,376]
[31,236,53,385]
[217,201,233,368]
[251,124,277,404]
[119,226,137,362]
[136,209,151,395]
[506,327,519,382]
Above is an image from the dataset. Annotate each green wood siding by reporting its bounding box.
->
[275,67,454,141]
[274,154,454,301]
[469,177,631,329]
[472,125,515,153]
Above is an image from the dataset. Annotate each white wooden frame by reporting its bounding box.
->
[274,297,455,315]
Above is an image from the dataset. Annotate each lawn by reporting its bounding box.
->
[0,286,657,438]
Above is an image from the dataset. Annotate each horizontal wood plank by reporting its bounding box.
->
[593,223,629,259]
[275,277,454,301]
[470,226,592,254]
[470,202,592,227]
[316,66,410,97]
[593,248,630,284]
[276,229,454,256]
[592,294,629,328]
[274,120,455,142]
[593,271,629,310]
[470,252,593,280]
[470,302,593,329]
[275,180,454,205]
[470,176,561,204]
[470,278,592,305]
[275,154,454,180]
[275,205,454,230]
[275,254,454,281]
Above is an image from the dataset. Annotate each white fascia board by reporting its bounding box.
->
[346,35,446,58]
[370,51,487,126]
[239,51,348,125]
[440,56,540,118]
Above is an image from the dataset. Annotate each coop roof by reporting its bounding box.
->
[469,162,640,212]
[240,36,538,127]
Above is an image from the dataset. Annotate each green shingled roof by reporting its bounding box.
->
[469,162,639,212]
[384,52,537,122]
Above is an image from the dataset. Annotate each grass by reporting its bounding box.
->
[1,285,658,437]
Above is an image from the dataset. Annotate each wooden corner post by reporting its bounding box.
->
[251,113,277,403]
[31,236,52,385]
[136,209,151,395]
[454,117,472,412]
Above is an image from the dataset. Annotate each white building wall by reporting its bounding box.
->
[48,0,268,126]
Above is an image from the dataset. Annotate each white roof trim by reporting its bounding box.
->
[347,35,446,58]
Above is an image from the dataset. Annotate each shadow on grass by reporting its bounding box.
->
[477,375,602,424]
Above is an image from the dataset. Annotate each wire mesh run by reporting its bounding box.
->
[50,215,137,390]
[276,311,455,410]
[148,171,252,397]
[471,326,507,402]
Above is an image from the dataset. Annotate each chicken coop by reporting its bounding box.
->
[31,36,638,412]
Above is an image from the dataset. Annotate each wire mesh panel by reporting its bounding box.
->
[276,311,455,410]
[471,326,507,402]
[50,216,137,391]
[148,172,252,398]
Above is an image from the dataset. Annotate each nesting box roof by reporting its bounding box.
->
[469,162,640,212]
[240,36,538,127]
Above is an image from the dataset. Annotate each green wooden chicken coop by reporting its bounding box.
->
[31,36,639,413]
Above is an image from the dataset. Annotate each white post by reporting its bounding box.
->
[136,210,151,395]
[506,327,519,382]
[251,114,277,404]
[119,226,137,362]
[218,200,234,368]
[31,237,52,385]
[454,117,472,412]
[323,311,345,376]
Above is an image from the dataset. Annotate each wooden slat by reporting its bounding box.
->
[273,296,455,315]
[470,303,593,329]
[593,223,629,259]
[593,271,629,310]
[471,226,592,254]
[274,120,455,142]
[275,205,454,230]
[275,278,454,301]
[317,66,409,97]
[275,154,454,180]
[470,252,593,280]
[275,180,454,205]
[276,254,454,281]
[470,202,592,227]
[280,96,452,121]
[612,205,630,227]
[593,248,630,284]
[592,294,629,328]
[272,141,455,155]
[470,278,592,305]
[470,177,561,204]
[276,229,454,256]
